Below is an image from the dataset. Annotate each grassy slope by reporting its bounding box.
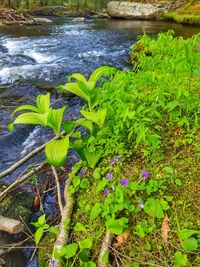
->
[38,32,200,266]
[164,0,200,25]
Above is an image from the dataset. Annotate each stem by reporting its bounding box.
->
[52,166,63,214]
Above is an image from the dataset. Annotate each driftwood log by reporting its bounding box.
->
[0,215,24,234]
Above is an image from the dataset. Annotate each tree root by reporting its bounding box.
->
[98,229,113,267]
[49,163,81,267]
[0,162,46,202]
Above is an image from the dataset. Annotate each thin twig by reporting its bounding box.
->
[52,166,63,214]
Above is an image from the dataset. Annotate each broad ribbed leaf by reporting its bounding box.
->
[45,136,69,167]
[12,105,39,117]
[76,118,93,133]
[89,66,116,83]
[47,106,66,134]
[36,93,50,113]
[69,73,87,83]
[83,148,103,168]
[59,83,89,102]
[81,109,107,128]
[13,112,48,126]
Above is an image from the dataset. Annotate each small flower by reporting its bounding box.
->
[79,168,86,176]
[109,159,115,166]
[141,170,149,179]
[49,257,56,267]
[138,200,144,209]
[106,172,113,181]
[111,186,115,191]
[121,178,130,187]
[104,188,109,196]
[114,157,122,162]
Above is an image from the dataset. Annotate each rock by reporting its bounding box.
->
[72,17,85,22]
[107,1,168,20]
[31,6,70,16]
[34,17,52,24]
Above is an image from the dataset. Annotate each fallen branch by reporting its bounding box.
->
[98,229,113,267]
[0,215,24,234]
[0,131,64,180]
[0,162,46,202]
[49,163,82,267]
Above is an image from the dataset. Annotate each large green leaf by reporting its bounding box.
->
[61,243,78,259]
[45,136,69,167]
[83,148,103,168]
[144,198,164,218]
[36,93,50,113]
[89,66,116,83]
[11,104,39,117]
[181,237,198,252]
[68,73,87,83]
[59,83,89,102]
[81,109,107,128]
[76,118,93,133]
[47,106,66,134]
[13,112,49,126]
[178,229,200,241]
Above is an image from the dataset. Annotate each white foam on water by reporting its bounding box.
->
[77,50,105,59]
[21,126,41,156]
[4,39,56,64]
[0,67,11,84]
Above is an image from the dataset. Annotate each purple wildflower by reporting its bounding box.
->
[106,172,113,181]
[121,178,130,187]
[109,159,115,166]
[49,257,56,267]
[79,168,86,176]
[104,188,109,196]
[115,157,122,162]
[141,170,150,179]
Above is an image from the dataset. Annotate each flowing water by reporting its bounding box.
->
[0,17,199,266]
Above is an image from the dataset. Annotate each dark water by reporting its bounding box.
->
[0,17,199,266]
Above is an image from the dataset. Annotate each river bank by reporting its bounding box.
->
[0,0,200,27]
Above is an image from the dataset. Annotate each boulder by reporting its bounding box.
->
[107,1,168,20]
[72,17,85,22]
[34,17,53,24]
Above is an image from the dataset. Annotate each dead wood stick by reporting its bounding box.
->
[0,131,64,180]
[52,166,63,214]
[98,229,113,267]
[49,163,82,267]
[0,215,24,234]
[0,162,46,202]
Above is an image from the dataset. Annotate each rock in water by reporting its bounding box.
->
[34,17,53,24]
[72,17,85,22]
[107,1,167,20]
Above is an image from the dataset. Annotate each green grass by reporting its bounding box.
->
[164,0,200,25]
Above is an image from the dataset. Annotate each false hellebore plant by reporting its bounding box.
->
[8,66,116,266]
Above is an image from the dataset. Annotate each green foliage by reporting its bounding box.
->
[32,214,58,246]
[173,252,188,267]
[45,136,69,167]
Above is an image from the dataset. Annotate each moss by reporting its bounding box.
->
[38,232,56,267]
[0,185,33,222]
[164,0,200,25]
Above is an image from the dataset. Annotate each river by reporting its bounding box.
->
[0,17,199,266]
